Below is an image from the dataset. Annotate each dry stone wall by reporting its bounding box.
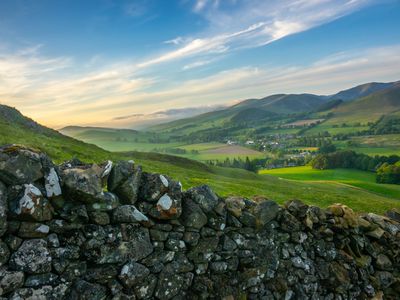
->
[0,145,399,299]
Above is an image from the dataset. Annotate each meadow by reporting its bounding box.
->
[260,166,400,200]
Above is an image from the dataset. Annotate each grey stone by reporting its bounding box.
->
[0,268,24,296]
[61,164,103,203]
[186,185,219,213]
[119,261,150,288]
[69,280,107,300]
[18,222,50,238]
[0,146,43,185]
[9,184,53,221]
[24,273,58,287]
[108,161,142,205]
[9,239,52,274]
[0,181,7,236]
[112,205,148,223]
[181,198,207,229]
[0,241,9,267]
[253,200,280,226]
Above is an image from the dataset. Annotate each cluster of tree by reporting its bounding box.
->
[208,157,258,172]
[208,155,311,172]
[311,150,400,174]
[296,137,336,153]
[370,116,400,135]
[376,161,400,184]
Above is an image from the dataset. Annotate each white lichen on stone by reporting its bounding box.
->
[159,175,169,188]
[132,207,149,222]
[102,160,113,178]
[157,194,172,210]
[17,184,42,214]
[45,168,62,197]
[121,265,130,275]
[36,224,50,234]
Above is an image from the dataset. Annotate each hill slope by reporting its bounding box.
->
[1,104,399,213]
[329,80,400,101]
[149,80,399,135]
[324,83,400,125]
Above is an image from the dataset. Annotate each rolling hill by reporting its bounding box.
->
[328,80,400,101]
[148,80,399,135]
[324,82,400,125]
[1,103,399,213]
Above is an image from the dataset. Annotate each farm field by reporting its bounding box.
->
[260,166,400,200]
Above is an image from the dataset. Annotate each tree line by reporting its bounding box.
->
[311,150,400,184]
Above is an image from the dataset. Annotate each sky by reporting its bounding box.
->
[0,0,400,129]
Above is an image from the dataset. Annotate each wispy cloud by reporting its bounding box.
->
[138,0,375,68]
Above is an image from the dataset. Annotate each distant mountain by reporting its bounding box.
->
[149,80,400,134]
[328,81,400,101]
[326,82,400,124]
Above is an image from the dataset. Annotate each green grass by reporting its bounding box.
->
[260,166,400,200]
[2,109,400,214]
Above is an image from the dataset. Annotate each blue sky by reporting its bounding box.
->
[0,0,400,128]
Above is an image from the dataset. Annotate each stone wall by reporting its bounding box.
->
[0,145,399,299]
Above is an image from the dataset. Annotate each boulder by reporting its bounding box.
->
[186,185,219,213]
[0,181,7,236]
[69,280,107,300]
[0,145,44,185]
[108,161,141,205]
[18,222,50,238]
[225,197,246,218]
[0,241,10,267]
[181,198,207,229]
[119,261,150,288]
[253,200,280,227]
[9,284,70,300]
[61,164,103,203]
[8,184,53,222]
[139,173,171,202]
[112,205,149,223]
[0,267,24,296]
[9,239,52,274]
[149,193,182,220]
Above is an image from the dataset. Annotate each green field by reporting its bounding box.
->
[2,105,400,214]
[260,166,400,200]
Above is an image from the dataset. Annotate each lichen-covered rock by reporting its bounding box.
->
[9,284,70,300]
[0,181,7,236]
[24,273,58,287]
[68,280,107,300]
[253,200,280,227]
[0,267,24,296]
[108,161,141,204]
[44,167,62,198]
[225,196,246,218]
[86,192,119,212]
[186,185,218,213]
[8,184,53,221]
[119,261,150,288]
[149,193,182,220]
[139,173,171,202]
[112,205,148,223]
[0,241,10,267]
[18,222,50,238]
[9,239,51,274]
[181,198,207,229]
[61,164,103,203]
[0,145,43,185]
[155,271,186,300]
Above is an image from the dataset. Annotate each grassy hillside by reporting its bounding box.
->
[1,104,400,214]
